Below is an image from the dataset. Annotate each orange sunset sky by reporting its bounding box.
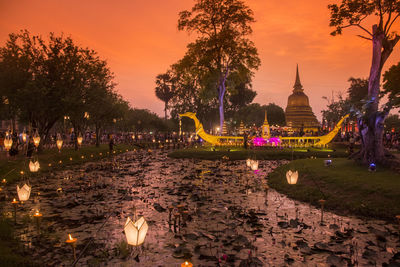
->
[1,0,399,121]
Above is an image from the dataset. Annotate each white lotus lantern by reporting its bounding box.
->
[286,170,298,185]
[17,184,31,201]
[246,158,251,167]
[250,160,259,171]
[56,139,63,151]
[124,216,148,246]
[33,133,40,148]
[22,132,27,143]
[29,160,40,172]
[77,134,83,146]
[3,135,12,151]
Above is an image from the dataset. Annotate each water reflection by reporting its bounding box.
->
[6,150,399,266]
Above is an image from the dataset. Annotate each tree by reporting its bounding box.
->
[228,81,257,112]
[178,0,260,133]
[0,30,118,150]
[382,61,400,108]
[347,77,369,110]
[384,114,400,132]
[329,0,400,165]
[321,94,351,128]
[233,103,285,128]
[155,71,177,119]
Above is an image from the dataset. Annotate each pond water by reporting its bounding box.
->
[4,150,400,266]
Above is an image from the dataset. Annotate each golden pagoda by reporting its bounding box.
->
[285,65,319,132]
[262,110,270,138]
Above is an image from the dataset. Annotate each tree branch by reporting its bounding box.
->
[386,14,400,35]
[357,35,372,41]
[341,24,373,36]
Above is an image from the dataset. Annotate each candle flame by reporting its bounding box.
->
[35,210,39,215]
[185,262,189,266]
[13,198,16,202]
[69,234,73,240]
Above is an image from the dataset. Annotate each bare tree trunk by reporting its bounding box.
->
[218,67,229,135]
[218,85,225,136]
[164,102,168,120]
[353,25,390,165]
[95,123,101,147]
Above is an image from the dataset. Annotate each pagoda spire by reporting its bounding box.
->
[264,110,268,124]
[293,64,303,92]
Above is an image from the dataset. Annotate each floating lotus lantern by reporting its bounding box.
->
[286,170,298,185]
[181,261,193,267]
[29,160,40,172]
[56,136,63,151]
[17,184,31,202]
[246,158,251,167]
[3,133,12,151]
[33,132,40,148]
[124,216,148,246]
[77,134,83,146]
[21,131,27,143]
[250,160,259,171]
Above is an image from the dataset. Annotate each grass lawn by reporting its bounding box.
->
[168,146,348,160]
[0,143,134,185]
[267,158,400,221]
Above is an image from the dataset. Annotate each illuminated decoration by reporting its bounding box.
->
[262,110,270,138]
[253,137,267,146]
[179,112,243,146]
[180,112,347,147]
[66,233,77,244]
[324,159,332,166]
[77,133,83,146]
[222,121,228,135]
[181,261,193,267]
[84,112,90,119]
[250,160,259,171]
[3,133,12,151]
[239,121,245,135]
[33,132,40,148]
[246,158,251,167]
[29,160,40,172]
[286,170,298,185]
[21,131,27,143]
[368,163,376,172]
[124,216,149,246]
[179,118,182,137]
[280,114,349,147]
[17,184,31,201]
[56,135,63,151]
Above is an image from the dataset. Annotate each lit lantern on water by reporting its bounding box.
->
[246,158,251,167]
[250,160,259,171]
[181,261,193,267]
[56,139,63,151]
[3,134,12,151]
[324,159,332,166]
[21,132,27,143]
[29,160,40,172]
[17,184,31,201]
[124,216,148,246]
[77,134,83,146]
[286,170,298,185]
[33,133,40,148]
